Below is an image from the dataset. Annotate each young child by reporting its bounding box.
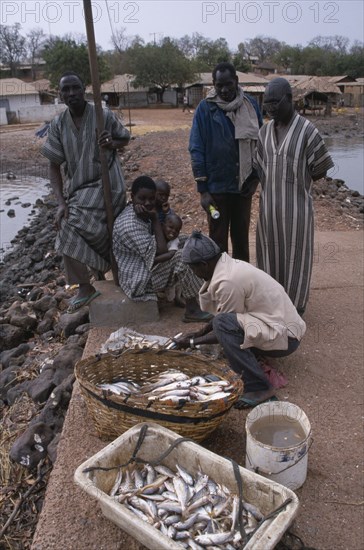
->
[155,179,173,223]
[162,212,182,252]
[161,213,185,306]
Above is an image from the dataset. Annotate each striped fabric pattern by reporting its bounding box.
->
[254,113,334,310]
[41,103,129,272]
[113,205,203,302]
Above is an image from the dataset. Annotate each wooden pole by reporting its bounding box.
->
[83,0,119,285]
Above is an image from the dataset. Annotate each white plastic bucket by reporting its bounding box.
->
[245,401,312,491]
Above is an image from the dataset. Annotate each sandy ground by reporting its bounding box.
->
[1,107,363,549]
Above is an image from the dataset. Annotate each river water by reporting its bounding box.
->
[0,174,50,260]
[325,136,364,195]
[0,135,362,258]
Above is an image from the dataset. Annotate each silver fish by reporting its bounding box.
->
[132,468,144,489]
[110,468,123,496]
[195,531,234,545]
[158,501,183,514]
[151,381,192,393]
[176,464,194,486]
[175,530,190,540]
[128,496,156,520]
[140,475,169,495]
[125,503,152,524]
[173,476,190,510]
[155,464,175,477]
[118,466,134,493]
[164,514,182,526]
[243,501,264,521]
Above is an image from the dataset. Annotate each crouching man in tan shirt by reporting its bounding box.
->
[175,230,306,408]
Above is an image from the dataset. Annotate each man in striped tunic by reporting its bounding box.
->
[41,72,130,312]
[254,78,334,315]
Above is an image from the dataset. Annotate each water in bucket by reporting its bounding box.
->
[250,416,307,448]
[245,401,311,490]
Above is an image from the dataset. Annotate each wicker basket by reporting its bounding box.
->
[75,349,243,441]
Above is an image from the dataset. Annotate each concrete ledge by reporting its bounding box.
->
[89,280,159,328]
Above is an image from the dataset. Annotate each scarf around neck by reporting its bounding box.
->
[207,86,259,186]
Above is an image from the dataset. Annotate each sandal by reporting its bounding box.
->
[67,291,101,314]
[234,395,278,410]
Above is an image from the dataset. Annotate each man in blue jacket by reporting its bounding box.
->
[189,62,262,262]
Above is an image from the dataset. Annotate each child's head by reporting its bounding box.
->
[155,179,171,208]
[162,213,182,241]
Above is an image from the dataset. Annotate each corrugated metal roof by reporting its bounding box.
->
[0,78,38,96]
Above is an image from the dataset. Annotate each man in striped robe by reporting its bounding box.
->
[41,72,130,312]
[254,78,334,315]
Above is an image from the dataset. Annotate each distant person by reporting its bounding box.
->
[112,176,212,323]
[174,230,306,408]
[189,62,262,262]
[182,94,190,112]
[41,71,130,313]
[255,77,334,315]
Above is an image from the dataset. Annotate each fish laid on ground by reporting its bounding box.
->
[108,461,264,549]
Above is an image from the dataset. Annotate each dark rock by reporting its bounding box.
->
[33,295,57,313]
[10,422,54,469]
[56,309,89,338]
[7,209,15,217]
[0,343,30,369]
[75,323,90,335]
[30,249,44,263]
[0,364,25,399]
[52,344,83,385]
[27,287,44,302]
[10,312,38,332]
[28,369,56,403]
[25,234,36,244]
[21,203,31,208]
[40,330,55,342]
[351,190,360,197]
[0,323,30,349]
[44,307,59,320]
[37,318,55,334]
[6,380,32,405]
[33,261,45,271]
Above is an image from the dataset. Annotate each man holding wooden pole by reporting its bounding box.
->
[42,0,130,313]
[41,72,130,312]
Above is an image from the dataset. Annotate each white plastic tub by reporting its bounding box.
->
[245,401,312,491]
[74,422,299,550]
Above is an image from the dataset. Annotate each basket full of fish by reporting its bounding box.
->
[74,422,299,550]
[75,348,243,441]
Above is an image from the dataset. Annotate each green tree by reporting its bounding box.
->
[26,28,46,80]
[244,36,283,62]
[42,36,111,88]
[232,43,251,73]
[0,23,26,77]
[176,33,232,70]
[274,45,302,73]
[126,38,196,102]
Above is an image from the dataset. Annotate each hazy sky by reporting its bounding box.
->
[1,0,363,51]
